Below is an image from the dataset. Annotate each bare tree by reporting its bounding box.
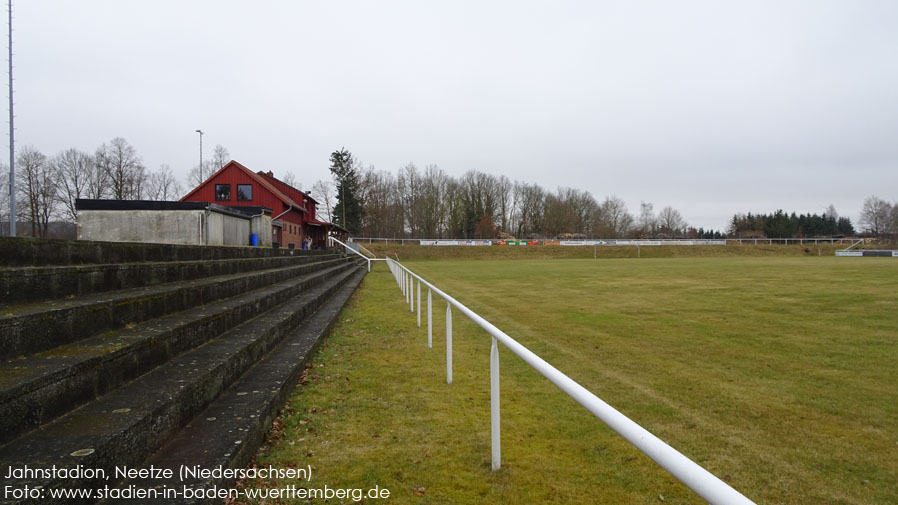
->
[187,160,216,187]
[16,146,56,237]
[562,187,598,236]
[593,195,633,238]
[859,196,893,237]
[421,164,448,238]
[543,190,577,237]
[495,175,513,234]
[53,148,94,222]
[211,145,230,171]
[513,182,545,238]
[656,206,687,237]
[358,168,403,237]
[96,138,146,199]
[890,204,898,239]
[281,171,300,190]
[825,204,838,221]
[638,201,656,238]
[84,154,109,200]
[312,179,334,223]
[146,164,183,200]
[443,177,467,239]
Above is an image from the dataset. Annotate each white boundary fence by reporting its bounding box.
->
[385,258,756,505]
[356,237,856,246]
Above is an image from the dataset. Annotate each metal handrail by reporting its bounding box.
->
[357,243,378,259]
[355,237,858,245]
[386,258,755,505]
[327,236,387,272]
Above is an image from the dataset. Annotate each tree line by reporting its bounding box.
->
[3,141,895,241]
[727,207,855,238]
[0,138,233,238]
[319,149,708,240]
[318,149,898,241]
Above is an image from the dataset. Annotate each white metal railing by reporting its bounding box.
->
[356,237,857,245]
[357,243,378,259]
[385,258,756,505]
[841,239,865,251]
[327,236,388,272]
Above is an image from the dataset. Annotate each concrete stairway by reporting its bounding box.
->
[0,238,367,504]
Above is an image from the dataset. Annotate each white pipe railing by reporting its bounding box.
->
[358,243,378,259]
[385,258,756,505]
[357,236,858,245]
[841,239,865,251]
[328,236,388,272]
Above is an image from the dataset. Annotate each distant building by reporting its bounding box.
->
[180,160,344,249]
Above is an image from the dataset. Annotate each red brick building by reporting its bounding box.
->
[181,160,342,249]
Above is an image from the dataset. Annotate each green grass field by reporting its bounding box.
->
[243,256,897,505]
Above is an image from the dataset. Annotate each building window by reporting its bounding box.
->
[237,184,252,201]
[215,184,231,201]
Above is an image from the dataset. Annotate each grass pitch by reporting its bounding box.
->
[244,256,897,505]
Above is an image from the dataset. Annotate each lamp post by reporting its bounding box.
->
[195,129,204,180]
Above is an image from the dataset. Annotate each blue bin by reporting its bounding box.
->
[250,234,259,247]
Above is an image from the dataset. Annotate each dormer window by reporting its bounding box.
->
[215,184,230,201]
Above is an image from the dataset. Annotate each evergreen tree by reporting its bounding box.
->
[329,148,363,235]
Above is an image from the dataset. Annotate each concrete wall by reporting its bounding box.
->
[78,210,206,245]
[205,211,251,246]
[251,215,273,246]
[78,209,253,246]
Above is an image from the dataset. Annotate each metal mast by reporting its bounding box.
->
[195,129,203,180]
[7,0,14,237]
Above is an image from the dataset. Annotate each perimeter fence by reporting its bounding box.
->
[355,237,856,246]
[384,258,756,505]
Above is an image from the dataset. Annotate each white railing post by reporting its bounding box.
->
[427,288,432,348]
[491,336,501,471]
[409,276,413,311]
[446,303,453,384]
[417,281,421,327]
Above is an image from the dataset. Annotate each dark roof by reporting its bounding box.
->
[75,199,270,219]
[305,219,348,233]
[228,205,274,215]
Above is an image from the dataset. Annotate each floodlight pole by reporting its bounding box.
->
[7,0,14,237]
[195,129,204,180]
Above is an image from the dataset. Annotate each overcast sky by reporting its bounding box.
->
[11,0,898,231]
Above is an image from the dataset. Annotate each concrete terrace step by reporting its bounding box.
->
[105,268,366,505]
[0,264,364,505]
[0,237,332,268]
[0,261,357,445]
[0,256,356,360]
[0,253,343,306]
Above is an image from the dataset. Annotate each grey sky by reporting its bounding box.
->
[12,0,898,231]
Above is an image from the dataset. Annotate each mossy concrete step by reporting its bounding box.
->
[104,269,366,505]
[0,265,364,505]
[0,261,356,445]
[0,256,356,360]
[0,236,334,267]
[0,253,342,306]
